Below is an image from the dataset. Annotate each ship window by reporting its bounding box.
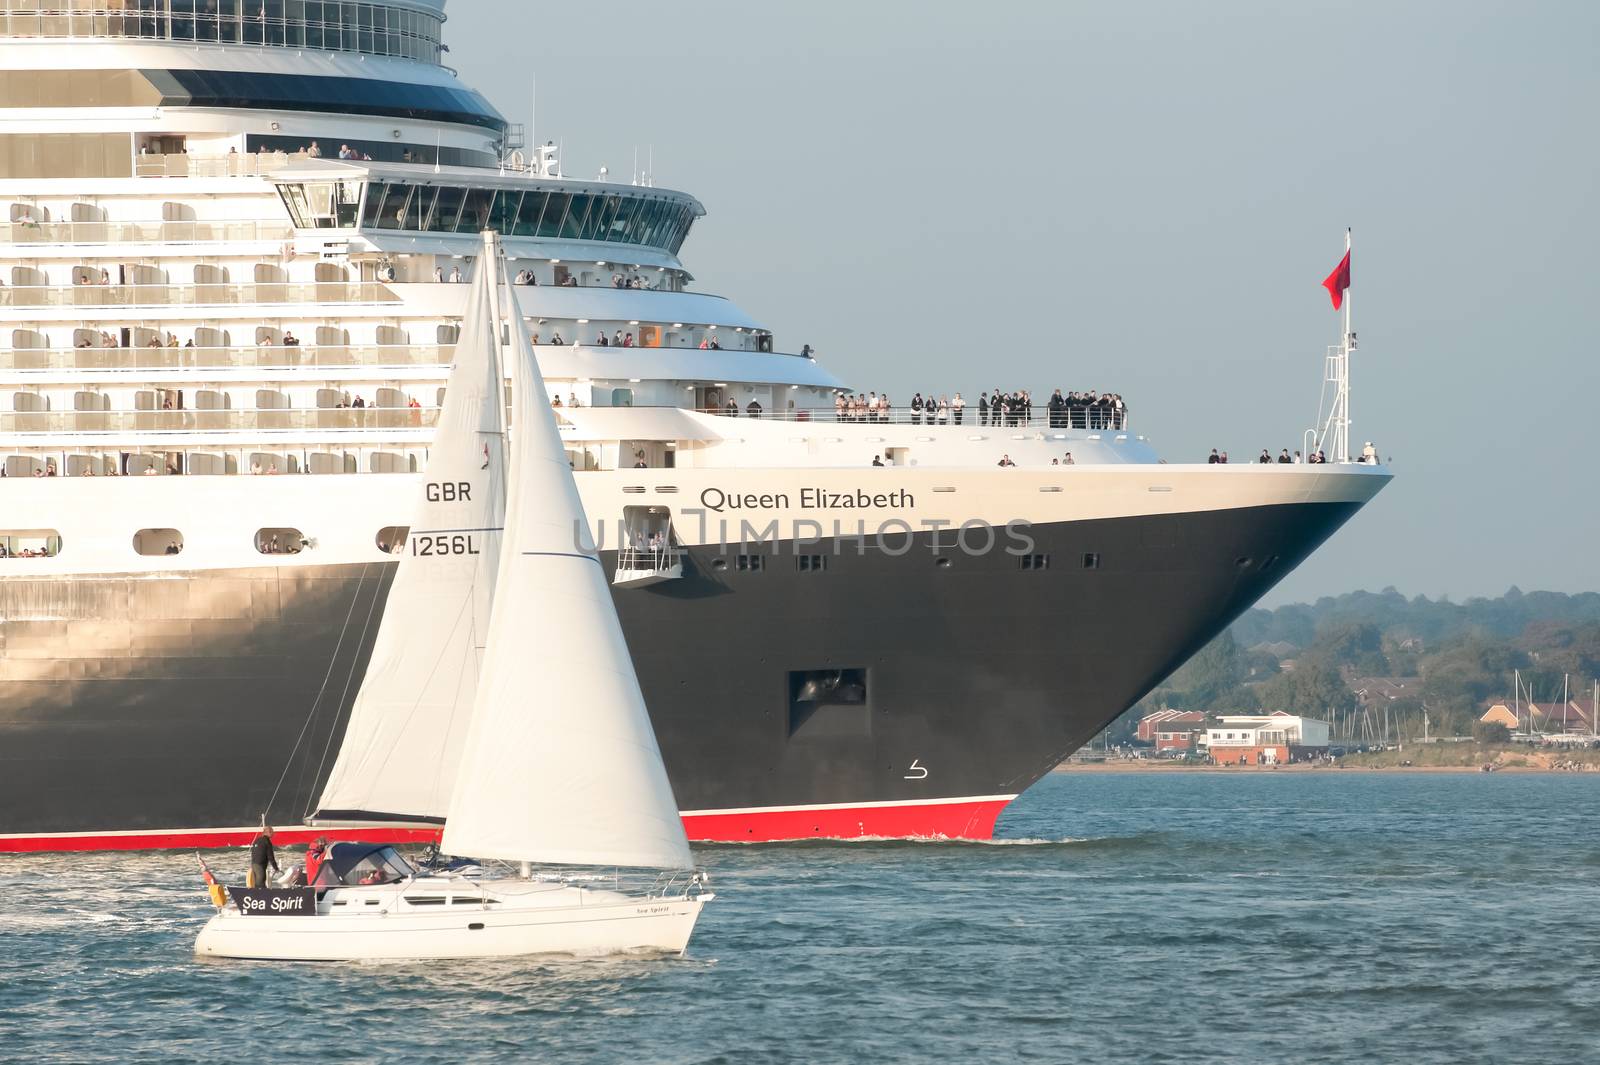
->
[1020,554,1050,570]
[456,187,496,234]
[514,189,549,236]
[141,70,505,134]
[1082,553,1101,570]
[256,528,306,555]
[376,526,409,554]
[735,554,765,572]
[560,193,594,240]
[538,192,571,238]
[796,554,827,572]
[426,186,466,233]
[0,529,62,558]
[133,529,184,557]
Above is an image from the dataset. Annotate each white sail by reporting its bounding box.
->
[439,249,693,870]
[312,251,508,825]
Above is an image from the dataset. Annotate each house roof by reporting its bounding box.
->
[1480,704,1519,726]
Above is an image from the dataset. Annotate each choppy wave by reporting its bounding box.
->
[3,772,1598,1064]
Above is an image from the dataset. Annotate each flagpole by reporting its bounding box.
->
[1342,227,1352,463]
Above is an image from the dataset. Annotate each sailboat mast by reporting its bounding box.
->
[481,230,507,438]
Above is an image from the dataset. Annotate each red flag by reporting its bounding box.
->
[1322,250,1351,310]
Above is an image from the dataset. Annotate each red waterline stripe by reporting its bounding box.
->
[682,797,1010,842]
[0,799,1011,853]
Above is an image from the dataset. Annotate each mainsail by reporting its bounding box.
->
[311,248,508,825]
[439,244,693,871]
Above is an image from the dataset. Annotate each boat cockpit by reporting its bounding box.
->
[310,842,417,888]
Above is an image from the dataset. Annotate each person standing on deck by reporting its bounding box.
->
[249,826,279,888]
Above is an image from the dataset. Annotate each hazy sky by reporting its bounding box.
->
[449,0,1596,606]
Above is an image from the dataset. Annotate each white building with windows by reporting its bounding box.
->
[1202,712,1331,765]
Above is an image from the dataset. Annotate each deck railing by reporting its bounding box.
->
[0,344,455,373]
[0,407,439,434]
[701,406,1131,431]
[0,281,399,308]
[5,219,294,245]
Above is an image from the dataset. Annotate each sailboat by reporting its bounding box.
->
[194,232,711,960]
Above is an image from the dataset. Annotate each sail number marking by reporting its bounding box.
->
[904,759,928,780]
[426,481,473,502]
[411,534,481,556]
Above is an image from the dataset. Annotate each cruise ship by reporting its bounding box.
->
[0,1,1389,852]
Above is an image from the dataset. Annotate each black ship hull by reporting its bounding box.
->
[0,500,1362,850]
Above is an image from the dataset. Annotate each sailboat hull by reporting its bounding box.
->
[194,881,708,961]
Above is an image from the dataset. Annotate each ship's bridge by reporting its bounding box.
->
[268,160,703,259]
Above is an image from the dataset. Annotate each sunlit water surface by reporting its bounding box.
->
[4,772,1598,1063]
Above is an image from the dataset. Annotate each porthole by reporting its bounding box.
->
[936,557,952,569]
[133,528,183,556]
[376,526,409,554]
[256,527,307,555]
[711,558,728,571]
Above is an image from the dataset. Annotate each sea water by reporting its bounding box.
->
[3,771,1598,1064]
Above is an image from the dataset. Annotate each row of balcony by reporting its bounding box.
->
[1,343,455,372]
[5,220,294,245]
[0,281,398,308]
[0,407,439,433]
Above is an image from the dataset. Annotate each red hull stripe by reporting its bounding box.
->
[681,797,1012,842]
[0,797,1014,853]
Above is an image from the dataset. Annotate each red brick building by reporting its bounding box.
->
[1136,709,1206,751]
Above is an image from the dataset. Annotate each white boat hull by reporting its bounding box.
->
[194,880,710,961]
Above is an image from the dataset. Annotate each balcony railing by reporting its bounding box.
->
[133,151,308,180]
[613,546,684,587]
[5,219,294,245]
[0,281,399,308]
[700,405,1132,431]
[0,344,455,373]
[0,407,439,434]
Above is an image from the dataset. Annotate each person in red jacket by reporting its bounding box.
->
[305,837,330,886]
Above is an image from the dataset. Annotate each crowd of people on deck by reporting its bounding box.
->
[1207,441,1379,465]
[828,388,1127,428]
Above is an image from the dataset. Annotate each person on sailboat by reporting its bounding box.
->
[248,826,279,888]
[305,837,330,886]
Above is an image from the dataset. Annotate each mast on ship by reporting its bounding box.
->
[1315,228,1355,464]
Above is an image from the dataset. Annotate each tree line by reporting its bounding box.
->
[1107,588,1600,743]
